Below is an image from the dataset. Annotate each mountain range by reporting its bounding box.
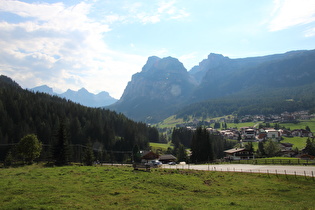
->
[109,49,315,122]
[31,85,117,107]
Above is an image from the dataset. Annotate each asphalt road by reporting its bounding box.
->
[162,164,315,177]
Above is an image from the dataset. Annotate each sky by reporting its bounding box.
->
[1,0,315,99]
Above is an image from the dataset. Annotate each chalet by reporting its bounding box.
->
[240,127,256,141]
[158,154,177,164]
[133,151,160,171]
[219,130,238,140]
[291,129,313,137]
[140,151,159,163]
[297,154,315,160]
[224,148,254,160]
[265,129,281,141]
[256,133,267,141]
[279,143,295,157]
[281,129,292,137]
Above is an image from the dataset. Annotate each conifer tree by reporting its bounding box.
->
[190,127,213,163]
[83,139,95,166]
[304,138,315,156]
[53,120,71,166]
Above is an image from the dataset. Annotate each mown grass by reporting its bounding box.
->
[150,142,173,152]
[282,136,308,150]
[279,118,315,132]
[1,164,315,209]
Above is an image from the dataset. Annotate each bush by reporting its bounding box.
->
[17,134,42,164]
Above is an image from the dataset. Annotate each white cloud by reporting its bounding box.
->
[0,0,149,98]
[269,0,315,31]
[105,0,189,25]
[305,27,315,37]
[0,0,190,98]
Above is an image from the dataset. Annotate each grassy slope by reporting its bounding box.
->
[279,119,315,131]
[282,136,308,150]
[149,142,173,153]
[1,165,315,209]
[158,115,315,130]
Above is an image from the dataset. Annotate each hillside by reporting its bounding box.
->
[109,49,315,123]
[0,75,159,161]
[1,165,315,209]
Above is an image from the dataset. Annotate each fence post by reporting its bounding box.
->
[312,171,314,181]
[285,170,288,180]
[295,171,297,179]
[304,171,307,180]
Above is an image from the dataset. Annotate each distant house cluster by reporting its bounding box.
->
[177,111,314,160]
[176,111,315,128]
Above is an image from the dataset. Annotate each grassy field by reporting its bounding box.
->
[158,115,315,131]
[245,137,308,151]
[149,142,173,150]
[1,164,315,209]
[282,136,308,150]
[279,118,315,131]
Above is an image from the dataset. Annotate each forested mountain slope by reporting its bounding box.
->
[0,75,158,161]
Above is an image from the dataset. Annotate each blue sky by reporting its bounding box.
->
[1,0,315,99]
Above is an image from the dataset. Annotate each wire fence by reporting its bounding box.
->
[162,164,315,180]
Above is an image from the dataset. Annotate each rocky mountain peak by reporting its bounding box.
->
[30,85,54,95]
[142,56,161,72]
[189,53,230,83]
[111,56,196,122]
[141,56,186,75]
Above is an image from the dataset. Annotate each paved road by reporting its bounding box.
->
[162,164,315,177]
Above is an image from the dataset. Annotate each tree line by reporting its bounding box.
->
[170,127,236,163]
[0,75,159,163]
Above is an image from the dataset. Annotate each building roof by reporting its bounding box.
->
[141,151,159,160]
[159,154,177,161]
[280,143,293,147]
[224,148,247,154]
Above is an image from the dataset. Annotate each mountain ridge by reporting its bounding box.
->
[109,49,315,123]
[31,85,117,107]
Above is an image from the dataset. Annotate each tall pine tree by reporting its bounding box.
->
[53,119,71,166]
[190,127,214,163]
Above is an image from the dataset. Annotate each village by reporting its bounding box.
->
[167,110,315,162]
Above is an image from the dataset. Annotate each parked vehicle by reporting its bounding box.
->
[148,160,162,167]
[168,162,176,165]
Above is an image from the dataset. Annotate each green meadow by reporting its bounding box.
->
[149,142,173,151]
[1,164,315,209]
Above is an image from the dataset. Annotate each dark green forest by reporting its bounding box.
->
[0,75,159,162]
[171,127,236,162]
[176,83,315,119]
